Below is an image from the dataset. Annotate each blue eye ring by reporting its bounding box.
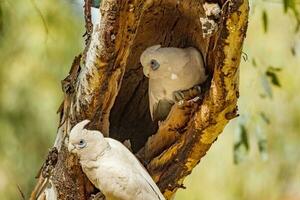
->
[78,139,86,148]
[150,59,160,71]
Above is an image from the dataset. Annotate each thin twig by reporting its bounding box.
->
[84,0,93,44]
[29,0,49,43]
[17,185,26,200]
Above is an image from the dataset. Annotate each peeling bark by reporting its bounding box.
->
[31,0,249,199]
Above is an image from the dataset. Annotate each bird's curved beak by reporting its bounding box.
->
[143,67,150,78]
[68,144,76,153]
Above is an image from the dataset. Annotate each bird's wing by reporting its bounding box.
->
[149,85,173,121]
[95,162,133,199]
[136,170,165,200]
[185,47,207,83]
[153,99,173,121]
[106,139,166,200]
[167,48,190,74]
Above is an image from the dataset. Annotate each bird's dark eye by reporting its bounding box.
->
[150,59,160,71]
[78,139,86,148]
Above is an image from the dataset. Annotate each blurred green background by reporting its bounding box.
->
[0,0,299,200]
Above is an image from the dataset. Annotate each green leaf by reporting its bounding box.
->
[283,0,289,13]
[262,10,268,33]
[261,74,273,98]
[256,125,268,161]
[283,0,295,13]
[252,58,257,67]
[267,66,282,72]
[291,46,296,56]
[260,112,271,125]
[266,71,281,87]
[266,67,282,87]
[282,0,300,31]
[234,123,250,164]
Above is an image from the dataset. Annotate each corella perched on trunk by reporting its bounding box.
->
[68,120,165,200]
[140,45,207,121]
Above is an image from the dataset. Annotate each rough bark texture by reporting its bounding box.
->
[31,0,249,199]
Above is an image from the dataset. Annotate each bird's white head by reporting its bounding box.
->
[140,45,162,78]
[68,120,109,160]
[140,45,189,80]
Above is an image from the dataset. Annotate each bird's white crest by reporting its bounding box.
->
[140,45,161,62]
[70,120,90,135]
[143,44,161,54]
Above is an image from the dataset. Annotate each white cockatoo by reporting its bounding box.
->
[68,120,165,200]
[140,45,207,121]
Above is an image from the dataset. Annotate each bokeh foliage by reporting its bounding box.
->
[0,0,84,199]
[0,0,299,200]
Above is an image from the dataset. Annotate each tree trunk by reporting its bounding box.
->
[31,0,249,199]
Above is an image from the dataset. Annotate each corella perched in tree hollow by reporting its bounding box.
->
[140,45,207,121]
[68,120,165,200]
